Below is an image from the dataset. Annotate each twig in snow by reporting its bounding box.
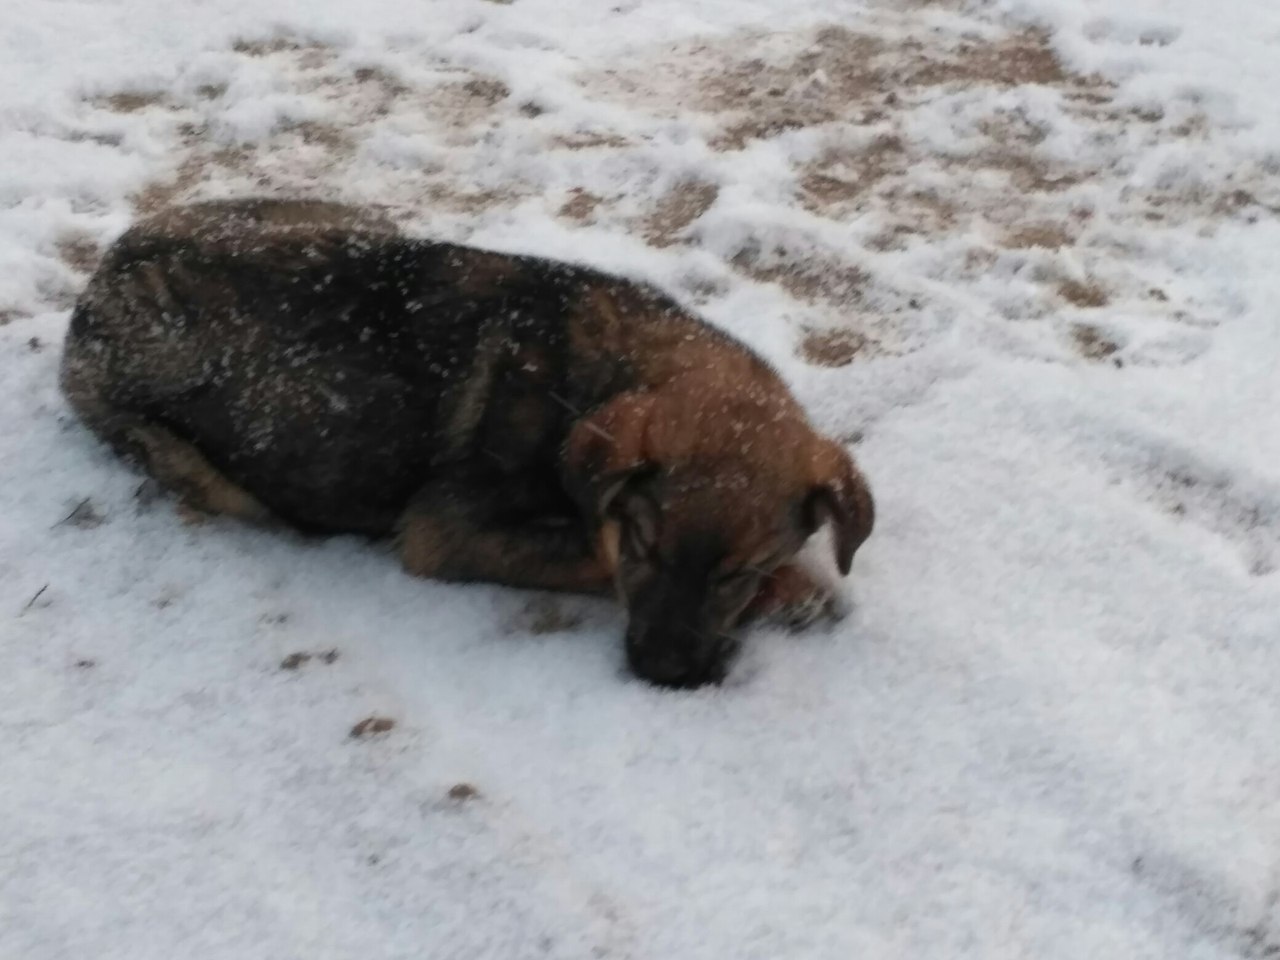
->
[20,584,49,615]
[52,497,105,529]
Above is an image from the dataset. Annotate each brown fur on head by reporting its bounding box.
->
[562,374,874,687]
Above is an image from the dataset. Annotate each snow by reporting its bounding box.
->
[3,0,1280,957]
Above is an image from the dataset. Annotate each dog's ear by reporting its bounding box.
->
[803,437,874,576]
[562,391,659,517]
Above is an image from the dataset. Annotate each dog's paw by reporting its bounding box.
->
[745,564,846,631]
[777,589,842,631]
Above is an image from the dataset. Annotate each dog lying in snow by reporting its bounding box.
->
[60,199,874,687]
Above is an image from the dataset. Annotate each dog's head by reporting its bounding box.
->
[563,383,874,688]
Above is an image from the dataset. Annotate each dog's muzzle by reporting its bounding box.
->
[625,627,738,689]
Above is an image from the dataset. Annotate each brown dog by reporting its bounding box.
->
[61,199,874,686]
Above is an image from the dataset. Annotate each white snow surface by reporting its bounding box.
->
[3,0,1280,957]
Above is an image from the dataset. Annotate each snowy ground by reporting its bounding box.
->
[3,0,1280,957]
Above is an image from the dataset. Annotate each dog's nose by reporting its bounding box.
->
[627,635,736,689]
[638,651,697,687]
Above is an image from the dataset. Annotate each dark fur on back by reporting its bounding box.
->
[63,200,752,534]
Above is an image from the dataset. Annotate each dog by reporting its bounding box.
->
[60,199,874,687]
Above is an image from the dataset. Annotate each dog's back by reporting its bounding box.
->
[60,199,737,533]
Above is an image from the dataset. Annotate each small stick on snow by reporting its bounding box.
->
[20,584,49,615]
[52,497,91,528]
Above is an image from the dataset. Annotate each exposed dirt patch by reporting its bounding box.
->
[462,77,510,105]
[65,129,124,148]
[551,131,632,150]
[302,68,407,120]
[55,234,102,275]
[93,91,168,114]
[586,19,1116,258]
[416,75,514,133]
[281,649,340,670]
[900,29,1076,89]
[570,23,1122,328]
[800,328,869,367]
[297,48,336,71]
[799,136,906,216]
[131,166,198,214]
[279,119,356,153]
[1210,187,1280,219]
[1004,223,1074,249]
[447,783,481,802]
[714,114,824,153]
[599,24,1101,154]
[131,147,254,214]
[867,189,960,250]
[352,66,404,91]
[977,109,1050,147]
[116,38,526,215]
[350,716,396,738]
[232,36,333,57]
[973,151,1082,193]
[732,247,867,306]
[1059,278,1110,308]
[423,184,511,214]
[697,28,885,150]
[559,188,605,222]
[0,308,31,326]
[1138,183,1280,226]
[349,66,410,115]
[642,181,718,247]
[1072,322,1119,360]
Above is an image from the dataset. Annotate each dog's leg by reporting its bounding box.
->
[74,402,274,524]
[123,422,276,523]
[741,563,845,629]
[399,478,612,594]
[63,345,276,524]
